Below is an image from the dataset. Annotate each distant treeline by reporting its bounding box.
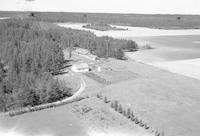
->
[0,19,137,112]
[82,23,128,31]
[1,11,200,29]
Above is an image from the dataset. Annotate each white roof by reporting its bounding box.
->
[88,54,98,58]
[75,48,89,54]
[73,63,89,69]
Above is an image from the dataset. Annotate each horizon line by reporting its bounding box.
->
[0,10,200,16]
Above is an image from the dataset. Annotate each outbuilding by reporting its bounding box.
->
[75,48,89,55]
[86,54,99,61]
[71,63,90,72]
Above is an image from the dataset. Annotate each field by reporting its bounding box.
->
[1,11,200,29]
[126,35,200,61]
[126,35,200,80]
[100,58,200,136]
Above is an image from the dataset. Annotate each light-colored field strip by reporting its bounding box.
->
[0,17,10,20]
[0,129,51,136]
[87,129,152,136]
[151,58,200,80]
[192,41,200,44]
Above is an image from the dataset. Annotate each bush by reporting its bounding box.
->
[47,79,72,103]
[114,100,118,111]
[115,49,126,60]
[131,113,135,121]
[123,109,127,116]
[139,120,144,127]
[127,108,131,118]
[97,93,103,99]
[135,117,139,124]
[141,44,154,50]
[23,89,41,107]
[118,104,123,113]
[110,101,114,109]
[126,40,138,50]
[177,17,181,20]
[104,96,109,103]
[144,123,149,129]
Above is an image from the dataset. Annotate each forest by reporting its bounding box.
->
[0,19,138,112]
[0,19,73,112]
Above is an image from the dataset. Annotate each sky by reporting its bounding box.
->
[0,0,200,14]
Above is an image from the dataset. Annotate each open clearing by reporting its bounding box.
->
[101,58,200,136]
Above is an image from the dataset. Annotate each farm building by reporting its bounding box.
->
[86,54,99,61]
[75,48,89,55]
[71,63,90,72]
[97,66,112,72]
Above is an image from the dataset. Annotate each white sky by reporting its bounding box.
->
[0,0,200,14]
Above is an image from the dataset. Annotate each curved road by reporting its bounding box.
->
[62,76,86,102]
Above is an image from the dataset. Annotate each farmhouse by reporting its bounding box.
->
[75,48,89,55]
[97,66,112,72]
[71,63,90,72]
[86,54,99,61]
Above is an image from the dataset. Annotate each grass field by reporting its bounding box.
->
[127,35,200,62]
[1,11,200,29]
[101,58,200,136]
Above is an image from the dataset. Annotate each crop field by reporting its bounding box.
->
[129,35,200,61]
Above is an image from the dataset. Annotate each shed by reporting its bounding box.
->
[87,54,99,61]
[75,48,89,55]
[71,63,90,72]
